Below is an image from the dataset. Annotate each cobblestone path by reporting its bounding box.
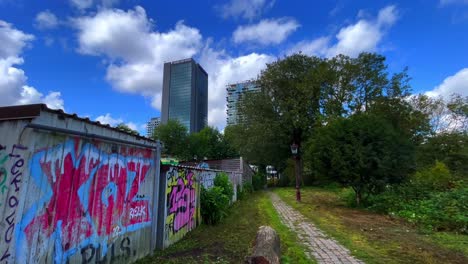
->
[270,192,364,264]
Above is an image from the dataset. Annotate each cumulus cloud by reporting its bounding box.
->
[426,68,468,98]
[0,20,64,109]
[233,17,300,45]
[289,5,398,57]
[95,113,145,134]
[220,0,275,20]
[34,10,59,30]
[73,6,273,129]
[95,113,123,126]
[199,43,275,127]
[73,6,202,105]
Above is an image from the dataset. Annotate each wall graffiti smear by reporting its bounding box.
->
[14,139,153,263]
[164,167,200,243]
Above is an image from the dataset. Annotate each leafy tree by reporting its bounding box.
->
[410,94,468,134]
[188,126,237,161]
[152,119,188,158]
[416,132,468,175]
[115,123,139,136]
[307,113,415,205]
[233,54,330,182]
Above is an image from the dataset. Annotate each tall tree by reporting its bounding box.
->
[307,113,415,205]
[188,126,237,160]
[152,119,188,158]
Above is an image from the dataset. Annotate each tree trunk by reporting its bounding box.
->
[246,226,281,264]
[355,190,362,206]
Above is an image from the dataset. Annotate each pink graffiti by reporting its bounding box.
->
[168,171,196,232]
[23,141,152,253]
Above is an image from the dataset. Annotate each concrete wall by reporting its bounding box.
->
[0,116,160,264]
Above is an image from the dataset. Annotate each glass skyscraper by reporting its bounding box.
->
[226,80,260,126]
[161,58,208,133]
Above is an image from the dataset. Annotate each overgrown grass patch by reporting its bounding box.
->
[137,191,310,263]
[275,187,468,264]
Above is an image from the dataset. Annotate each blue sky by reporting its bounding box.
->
[0,0,467,134]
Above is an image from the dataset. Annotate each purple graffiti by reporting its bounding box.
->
[167,170,196,232]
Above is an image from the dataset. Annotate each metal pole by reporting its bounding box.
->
[295,155,301,202]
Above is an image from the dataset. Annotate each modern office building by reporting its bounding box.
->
[161,58,208,133]
[146,117,160,137]
[226,80,260,126]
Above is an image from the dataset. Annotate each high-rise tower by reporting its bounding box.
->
[161,58,208,133]
[226,80,260,126]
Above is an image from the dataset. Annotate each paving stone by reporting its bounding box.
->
[269,192,365,264]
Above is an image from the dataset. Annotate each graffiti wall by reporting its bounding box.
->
[162,166,200,247]
[0,120,159,264]
[161,166,240,248]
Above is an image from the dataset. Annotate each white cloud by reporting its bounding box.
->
[95,113,123,126]
[0,20,64,109]
[289,5,398,58]
[73,6,202,104]
[426,68,468,98]
[199,43,275,128]
[233,18,300,45]
[73,6,274,130]
[0,20,34,58]
[95,114,145,134]
[34,10,59,30]
[220,0,275,20]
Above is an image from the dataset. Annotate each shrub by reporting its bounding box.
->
[237,182,254,200]
[200,186,230,225]
[394,188,468,233]
[252,172,266,190]
[411,161,455,191]
[364,163,467,233]
[214,172,234,200]
[200,173,234,225]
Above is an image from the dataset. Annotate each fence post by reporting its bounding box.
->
[155,164,167,249]
[150,141,162,251]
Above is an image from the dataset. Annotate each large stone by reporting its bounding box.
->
[246,226,281,264]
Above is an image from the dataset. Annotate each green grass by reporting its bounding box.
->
[136,191,310,263]
[274,187,468,264]
[259,192,313,264]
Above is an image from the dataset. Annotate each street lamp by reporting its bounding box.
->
[290,143,301,201]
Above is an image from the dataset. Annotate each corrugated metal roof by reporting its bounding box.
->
[0,103,155,142]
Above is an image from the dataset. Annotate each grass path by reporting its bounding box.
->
[136,191,309,264]
[274,187,468,264]
[270,191,363,263]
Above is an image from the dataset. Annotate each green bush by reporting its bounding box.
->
[394,188,468,233]
[237,182,254,200]
[252,172,266,190]
[200,173,234,225]
[214,172,234,200]
[411,161,455,191]
[365,163,468,233]
[200,186,230,225]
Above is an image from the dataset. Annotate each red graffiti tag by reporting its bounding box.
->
[23,143,152,253]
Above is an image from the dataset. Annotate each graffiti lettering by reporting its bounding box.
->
[165,167,199,243]
[129,205,147,219]
[199,171,216,189]
[0,144,27,262]
[16,139,153,263]
[80,237,133,264]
